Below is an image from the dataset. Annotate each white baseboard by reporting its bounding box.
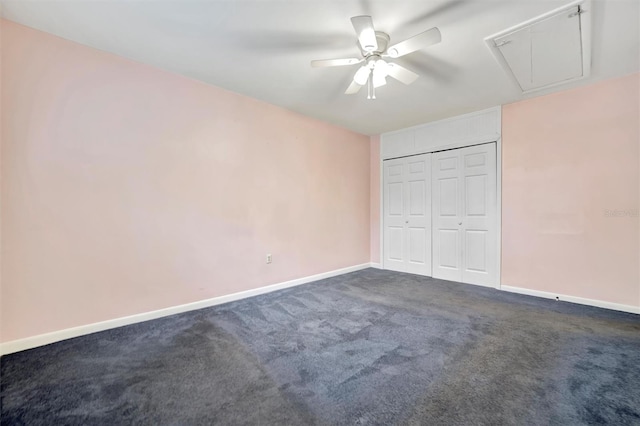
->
[0,263,374,356]
[501,285,640,315]
[7,265,633,356]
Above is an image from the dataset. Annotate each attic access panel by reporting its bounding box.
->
[485,0,591,93]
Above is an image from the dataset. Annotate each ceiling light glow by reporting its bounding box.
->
[354,66,371,85]
[373,71,386,88]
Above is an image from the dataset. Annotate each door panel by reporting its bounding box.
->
[432,151,463,282]
[438,178,458,216]
[388,182,403,216]
[465,230,487,272]
[387,227,404,261]
[409,160,425,174]
[461,144,497,286]
[465,175,487,216]
[383,158,407,272]
[432,143,497,286]
[438,156,458,171]
[383,154,432,276]
[408,228,426,263]
[464,152,487,168]
[438,229,459,269]
[409,181,425,215]
[404,154,431,275]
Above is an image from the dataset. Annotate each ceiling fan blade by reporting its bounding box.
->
[386,27,441,58]
[387,63,419,85]
[351,15,378,52]
[345,80,363,94]
[311,58,363,68]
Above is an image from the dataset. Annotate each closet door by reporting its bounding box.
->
[432,143,497,287]
[383,158,407,273]
[383,154,432,275]
[404,154,432,275]
[431,150,464,281]
[461,144,497,286]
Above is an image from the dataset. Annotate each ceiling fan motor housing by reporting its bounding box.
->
[359,32,390,56]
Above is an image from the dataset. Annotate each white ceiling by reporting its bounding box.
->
[2,0,639,135]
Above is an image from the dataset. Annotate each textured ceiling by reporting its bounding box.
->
[2,0,639,135]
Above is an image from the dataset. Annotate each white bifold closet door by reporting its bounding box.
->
[432,143,497,287]
[383,153,432,275]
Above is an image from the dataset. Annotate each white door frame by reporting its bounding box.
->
[379,107,502,289]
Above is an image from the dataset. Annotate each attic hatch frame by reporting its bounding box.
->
[484,0,592,94]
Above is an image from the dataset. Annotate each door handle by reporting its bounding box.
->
[458,222,462,225]
[405,221,409,224]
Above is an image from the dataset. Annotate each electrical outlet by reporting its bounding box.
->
[266,254,272,264]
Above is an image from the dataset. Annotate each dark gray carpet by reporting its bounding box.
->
[2,269,640,425]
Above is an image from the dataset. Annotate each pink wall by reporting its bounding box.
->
[370,135,380,264]
[1,20,370,342]
[502,73,640,308]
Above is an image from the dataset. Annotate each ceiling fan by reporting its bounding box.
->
[311,16,442,99]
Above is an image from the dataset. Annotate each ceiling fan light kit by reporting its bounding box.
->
[311,15,441,99]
